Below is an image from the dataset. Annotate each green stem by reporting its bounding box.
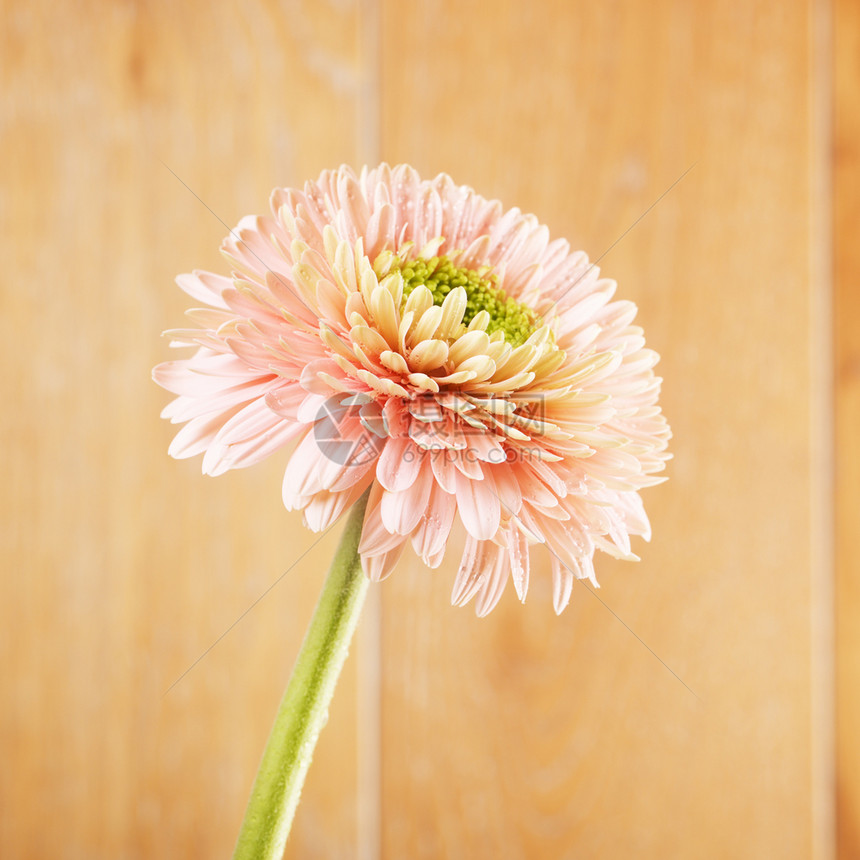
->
[232,488,371,860]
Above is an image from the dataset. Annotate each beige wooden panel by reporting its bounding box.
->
[0,1,374,857]
[835,0,860,856]
[378,2,831,858]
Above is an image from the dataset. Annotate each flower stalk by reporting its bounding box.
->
[232,488,371,860]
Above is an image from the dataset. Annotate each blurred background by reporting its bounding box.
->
[1,0,856,857]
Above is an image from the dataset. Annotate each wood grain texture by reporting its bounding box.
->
[0,0,838,858]
[835,0,860,856]
[0,1,373,857]
[378,1,830,857]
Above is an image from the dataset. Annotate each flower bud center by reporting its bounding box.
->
[393,255,541,347]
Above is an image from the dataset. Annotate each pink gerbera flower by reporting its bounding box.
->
[153,164,670,615]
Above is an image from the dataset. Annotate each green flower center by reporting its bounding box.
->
[391,255,541,347]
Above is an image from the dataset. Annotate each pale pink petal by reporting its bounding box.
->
[506,527,531,602]
[153,359,252,397]
[176,271,232,309]
[280,430,361,505]
[166,407,243,460]
[449,446,484,481]
[429,449,458,494]
[364,202,396,259]
[303,478,374,532]
[223,215,291,276]
[296,392,332,423]
[486,462,523,519]
[213,420,303,473]
[454,467,500,541]
[202,398,300,476]
[474,549,509,617]
[411,481,457,562]
[300,359,350,396]
[379,460,432,534]
[512,466,559,508]
[362,541,406,582]
[551,556,575,614]
[375,435,424,492]
[161,377,277,423]
[358,484,406,556]
[461,430,506,464]
[452,538,502,607]
[264,384,307,420]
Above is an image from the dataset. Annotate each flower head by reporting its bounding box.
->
[153,164,670,614]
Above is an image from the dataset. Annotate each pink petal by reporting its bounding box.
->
[380,462,433,534]
[161,377,277,423]
[449,446,484,481]
[364,202,396,259]
[300,359,349,395]
[166,407,241,460]
[375,435,424,492]
[430,449,458,494]
[505,527,530,602]
[362,541,406,582]
[551,556,574,614]
[222,215,290,276]
[452,538,502,607]
[474,549,509,617]
[176,271,231,309]
[281,430,362,505]
[461,430,506,463]
[486,462,523,518]
[454,468,500,541]
[358,484,405,557]
[411,480,457,562]
[153,360,248,397]
[265,384,307,420]
[303,479,373,532]
[296,392,331,423]
[513,467,559,508]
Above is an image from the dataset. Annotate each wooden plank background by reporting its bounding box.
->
[835,0,860,857]
[0,0,845,858]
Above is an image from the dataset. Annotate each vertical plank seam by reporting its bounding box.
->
[356,1,383,858]
[810,0,836,856]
